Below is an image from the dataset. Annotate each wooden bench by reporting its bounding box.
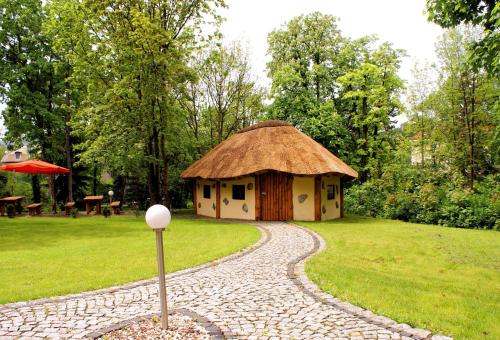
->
[64,202,76,216]
[27,203,42,216]
[110,201,121,215]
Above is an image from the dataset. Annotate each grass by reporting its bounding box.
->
[0,215,260,304]
[298,216,500,340]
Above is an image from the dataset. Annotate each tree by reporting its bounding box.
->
[180,42,264,152]
[52,0,225,205]
[337,42,404,181]
[406,62,438,166]
[426,26,497,189]
[266,13,345,130]
[0,0,65,205]
[266,13,404,181]
[426,0,500,77]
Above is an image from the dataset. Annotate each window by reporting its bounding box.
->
[203,185,211,199]
[15,152,21,160]
[232,185,245,200]
[327,184,335,200]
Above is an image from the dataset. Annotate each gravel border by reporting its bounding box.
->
[288,223,452,340]
[86,308,225,340]
[0,224,269,312]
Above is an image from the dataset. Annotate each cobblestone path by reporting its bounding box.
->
[0,222,449,340]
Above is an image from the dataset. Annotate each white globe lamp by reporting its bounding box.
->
[145,204,171,329]
[145,204,171,230]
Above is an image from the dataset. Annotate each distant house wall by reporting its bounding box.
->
[1,146,29,164]
[196,180,217,218]
[220,177,255,220]
[321,175,341,220]
[292,176,315,221]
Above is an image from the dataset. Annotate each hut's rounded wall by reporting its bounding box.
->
[220,177,255,220]
[321,175,341,220]
[196,180,217,218]
[292,176,315,221]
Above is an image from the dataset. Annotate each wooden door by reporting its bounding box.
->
[257,173,293,221]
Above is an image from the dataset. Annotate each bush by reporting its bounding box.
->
[71,208,78,218]
[346,173,499,230]
[102,205,111,218]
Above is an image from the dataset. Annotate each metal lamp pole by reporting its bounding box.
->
[155,228,168,328]
[145,204,171,330]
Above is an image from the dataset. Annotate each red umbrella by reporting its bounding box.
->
[0,160,70,213]
[0,160,69,174]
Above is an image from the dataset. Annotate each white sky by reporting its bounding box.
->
[0,0,444,140]
[220,0,444,85]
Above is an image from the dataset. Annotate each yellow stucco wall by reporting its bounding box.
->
[220,177,255,220]
[292,176,315,221]
[196,180,217,218]
[321,175,341,220]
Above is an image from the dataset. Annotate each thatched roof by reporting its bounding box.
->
[181,120,358,180]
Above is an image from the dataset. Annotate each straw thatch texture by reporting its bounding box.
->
[181,120,358,179]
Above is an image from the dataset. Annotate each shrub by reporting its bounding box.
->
[71,208,78,218]
[102,205,111,218]
[346,173,499,230]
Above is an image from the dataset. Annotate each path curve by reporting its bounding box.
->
[0,222,450,339]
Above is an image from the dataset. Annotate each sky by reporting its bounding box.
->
[219,0,444,84]
[0,0,444,141]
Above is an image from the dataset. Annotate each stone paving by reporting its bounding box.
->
[0,222,451,339]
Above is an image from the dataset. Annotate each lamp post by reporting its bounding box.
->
[108,190,114,205]
[145,204,171,330]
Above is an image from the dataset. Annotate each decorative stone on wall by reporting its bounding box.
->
[322,205,326,214]
[298,194,308,203]
[247,183,253,190]
[223,198,229,205]
[242,203,248,213]
[212,203,216,210]
[336,201,339,208]
[198,203,201,208]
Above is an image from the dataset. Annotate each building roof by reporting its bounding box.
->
[181,120,358,180]
[1,146,30,164]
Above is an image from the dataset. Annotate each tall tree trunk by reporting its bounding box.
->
[147,127,161,204]
[64,80,73,202]
[159,132,170,207]
[47,174,56,213]
[31,175,41,203]
[92,162,98,196]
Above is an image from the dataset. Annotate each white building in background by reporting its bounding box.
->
[1,146,30,164]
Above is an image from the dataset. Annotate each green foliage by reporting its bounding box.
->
[346,173,499,230]
[0,0,65,162]
[70,207,78,218]
[266,13,404,181]
[426,0,500,77]
[348,26,499,230]
[102,205,111,218]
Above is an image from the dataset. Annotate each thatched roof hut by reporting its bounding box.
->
[182,120,357,221]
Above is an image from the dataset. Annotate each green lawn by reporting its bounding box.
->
[0,216,259,304]
[299,216,500,340]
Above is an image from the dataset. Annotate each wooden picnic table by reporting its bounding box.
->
[84,195,103,215]
[0,196,25,216]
